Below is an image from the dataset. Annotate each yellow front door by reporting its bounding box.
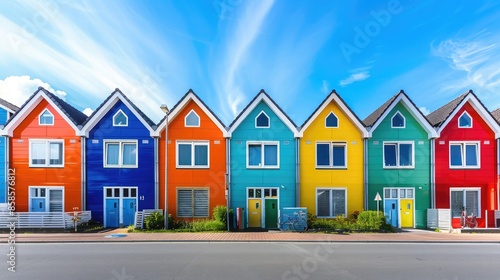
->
[248,199,262,227]
[400,199,413,228]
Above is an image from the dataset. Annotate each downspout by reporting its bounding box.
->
[81,136,86,211]
[154,137,159,209]
[226,137,231,231]
[430,138,436,209]
[364,138,369,210]
[295,137,300,207]
[497,139,499,213]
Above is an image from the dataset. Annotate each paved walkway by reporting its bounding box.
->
[2,229,500,243]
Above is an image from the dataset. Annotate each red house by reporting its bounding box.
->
[427,91,500,228]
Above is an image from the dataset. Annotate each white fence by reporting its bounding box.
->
[427,209,451,231]
[0,211,91,229]
[134,209,162,229]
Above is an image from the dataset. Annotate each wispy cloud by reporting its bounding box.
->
[419,106,431,116]
[339,71,370,87]
[321,80,330,94]
[0,76,67,107]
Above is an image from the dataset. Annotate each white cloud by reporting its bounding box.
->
[339,71,370,87]
[0,75,67,107]
[83,108,94,116]
[419,106,431,116]
[321,80,330,94]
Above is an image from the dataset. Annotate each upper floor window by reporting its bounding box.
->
[177,141,209,168]
[247,141,279,168]
[316,142,347,168]
[255,111,270,128]
[29,139,64,167]
[391,111,405,128]
[113,110,128,126]
[185,110,200,127]
[104,140,137,167]
[325,112,338,128]
[450,142,479,168]
[458,111,472,128]
[39,109,54,125]
[383,141,414,168]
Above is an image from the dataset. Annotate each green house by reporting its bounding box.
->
[363,91,437,228]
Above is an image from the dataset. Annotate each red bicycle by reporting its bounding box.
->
[460,210,478,229]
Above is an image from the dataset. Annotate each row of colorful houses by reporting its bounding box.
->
[1,87,499,229]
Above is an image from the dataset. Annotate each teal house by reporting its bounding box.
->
[228,90,299,229]
[363,91,437,228]
[0,98,19,203]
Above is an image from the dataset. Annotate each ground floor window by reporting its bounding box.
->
[177,188,209,218]
[316,188,346,218]
[450,189,480,218]
[29,187,64,212]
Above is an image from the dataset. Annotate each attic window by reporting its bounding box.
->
[391,111,405,128]
[458,111,472,128]
[39,109,54,125]
[185,110,200,127]
[325,112,338,128]
[113,110,128,126]
[255,111,270,128]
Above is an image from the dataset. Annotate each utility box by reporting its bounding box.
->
[236,208,244,230]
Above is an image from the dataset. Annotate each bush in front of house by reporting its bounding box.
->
[144,211,164,230]
[310,210,394,232]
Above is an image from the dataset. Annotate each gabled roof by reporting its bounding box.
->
[299,90,368,138]
[228,89,299,137]
[156,89,228,137]
[363,90,438,138]
[2,87,87,136]
[491,108,500,124]
[80,88,157,137]
[0,98,19,113]
[427,90,500,138]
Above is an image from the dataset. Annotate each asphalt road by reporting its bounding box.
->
[4,242,500,280]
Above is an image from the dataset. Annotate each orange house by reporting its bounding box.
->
[157,90,228,220]
[3,87,87,213]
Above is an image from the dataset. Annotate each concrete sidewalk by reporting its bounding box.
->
[2,229,500,243]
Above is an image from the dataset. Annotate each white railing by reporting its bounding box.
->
[427,209,451,231]
[0,211,91,229]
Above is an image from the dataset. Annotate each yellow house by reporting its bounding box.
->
[299,90,368,218]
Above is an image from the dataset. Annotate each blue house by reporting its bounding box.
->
[228,90,299,229]
[0,98,19,203]
[80,89,158,227]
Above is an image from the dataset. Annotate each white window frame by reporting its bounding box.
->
[255,111,270,128]
[176,140,210,168]
[39,109,54,126]
[113,109,128,127]
[29,186,64,212]
[391,111,406,128]
[383,141,414,169]
[246,141,280,169]
[315,142,347,169]
[449,141,480,169]
[458,111,472,128]
[176,188,210,218]
[29,139,64,167]
[184,109,200,127]
[325,112,339,128]
[103,140,138,168]
[316,188,347,218]
[450,188,481,218]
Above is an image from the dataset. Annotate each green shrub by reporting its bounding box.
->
[144,211,164,230]
[212,205,233,229]
[307,213,317,230]
[311,218,335,230]
[356,211,386,231]
[191,220,226,231]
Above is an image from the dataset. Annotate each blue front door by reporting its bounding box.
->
[122,198,136,226]
[31,198,45,212]
[384,199,398,227]
[106,199,120,227]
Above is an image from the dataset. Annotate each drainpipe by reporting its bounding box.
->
[81,136,86,211]
[430,138,436,209]
[295,137,300,207]
[497,139,499,212]
[226,137,231,231]
[154,137,159,209]
[364,138,369,210]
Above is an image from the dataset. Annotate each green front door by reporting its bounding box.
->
[265,199,278,229]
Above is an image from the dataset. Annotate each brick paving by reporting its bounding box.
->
[2,229,500,243]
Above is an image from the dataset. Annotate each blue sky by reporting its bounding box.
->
[0,0,499,125]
